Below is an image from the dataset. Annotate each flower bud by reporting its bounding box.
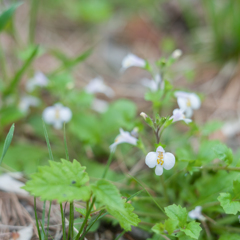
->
[172,49,182,59]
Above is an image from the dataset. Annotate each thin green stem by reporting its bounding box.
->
[29,0,39,44]
[60,203,66,240]
[0,41,8,80]
[203,166,240,172]
[75,199,95,240]
[41,201,46,239]
[115,230,126,240]
[34,197,42,240]
[67,202,74,240]
[46,201,52,240]
[64,123,69,161]
[102,152,114,179]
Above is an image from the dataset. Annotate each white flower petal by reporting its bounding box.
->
[185,108,193,118]
[59,107,72,122]
[155,165,163,175]
[163,152,175,170]
[189,93,201,110]
[42,106,56,124]
[156,146,165,153]
[145,152,158,168]
[177,97,188,111]
[91,99,109,113]
[188,210,198,219]
[122,54,146,70]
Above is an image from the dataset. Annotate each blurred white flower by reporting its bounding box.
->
[91,98,109,113]
[188,206,206,221]
[171,49,182,59]
[141,74,164,92]
[11,225,33,240]
[121,53,146,70]
[18,95,40,113]
[170,109,192,124]
[175,91,201,118]
[26,71,49,92]
[140,112,148,120]
[42,103,72,129]
[110,128,138,153]
[145,146,175,176]
[85,77,115,98]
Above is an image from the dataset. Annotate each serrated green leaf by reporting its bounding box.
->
[0,3,22,32]
[213,142,233,165]
[180,221,201,239]
[164,204,188,228]
[92,179,124,211]
[218,192,240,215]
[0,124,14,164]
[177,232,194,240]
[23,159,90,203]
[107,200,140,231]
[164,218,178,235]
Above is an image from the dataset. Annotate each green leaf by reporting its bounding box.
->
[0,124,14,165]
[201,120,223,136]
[164,204,188,228]
[164,218,178,235]
[177,232,194,240]
[107,200,140,231]
[75,208,91,219]
[23,159,91,203]
[180,221,201,239]
[213,142,233,165]
[92,179,125,211]
[218,193,240,215]
[0,3,22,32]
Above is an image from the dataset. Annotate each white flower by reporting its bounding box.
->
[141,74,164,92]
[42,103,72,129]
[85,77,115,98]
[18,95,40,113]
[26,71,49,92]
[188,206,206,221]
[121,53,146,70]
[175,91,201,118]
[145,146,175,176]
[110,128,138,153]
[172,49,182,59]
[140,112,148,120]
[91,98,109,113]
[170,109,192,124]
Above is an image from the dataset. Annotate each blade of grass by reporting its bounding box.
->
[60,203,67,240]
[34,197,42,240]
[115,230,126,240]
[29,0,39,44]
[46,201,52,240]
[42,120,54,161]
[3,45,39,96]
[63,123,69,161]
[41,200,46,239]
[0,124,14,165]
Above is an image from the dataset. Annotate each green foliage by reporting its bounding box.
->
[0,3,22,32]
[213,142,233,165]
[219,233,240,240]
[92,179,125,211]
[23,159,91,203]
[107,200,140,231]
[218,180,240,214]
[0,124,14,164]
[180,221,201,239]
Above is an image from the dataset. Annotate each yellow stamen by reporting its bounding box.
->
[55,109,60,119]
[157,152,164,165]
[186,98,191,107]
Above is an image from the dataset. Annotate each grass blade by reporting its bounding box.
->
[0,124,15,165]
[42,120,54,161]
[63,123,69,161]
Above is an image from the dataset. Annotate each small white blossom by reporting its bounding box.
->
[42,103,72,129]
[110,128,138,153]
[170,109,192,124]
[91,98,109,113]
[172,49,182,59]
[26,71,49,92]
[175,91,201,118]
[140,112,148,120]
[121,53,146,70]
[85,77,115,98]
[18,95,40,113]
[145,146,175,176]
[188,206,206,221]
[141,74,164,92]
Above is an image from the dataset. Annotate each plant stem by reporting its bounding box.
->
[102,152,114,179]
[60,203,66,240]
[203,166,240,172]
[115,230,126,240]
[41,200,46,239]
[34,197,42,240]
[46,201,52,240]
[29,0,39,44]
[67,202,74,240]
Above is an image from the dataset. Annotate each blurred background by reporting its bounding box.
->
[1,0,240,239]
